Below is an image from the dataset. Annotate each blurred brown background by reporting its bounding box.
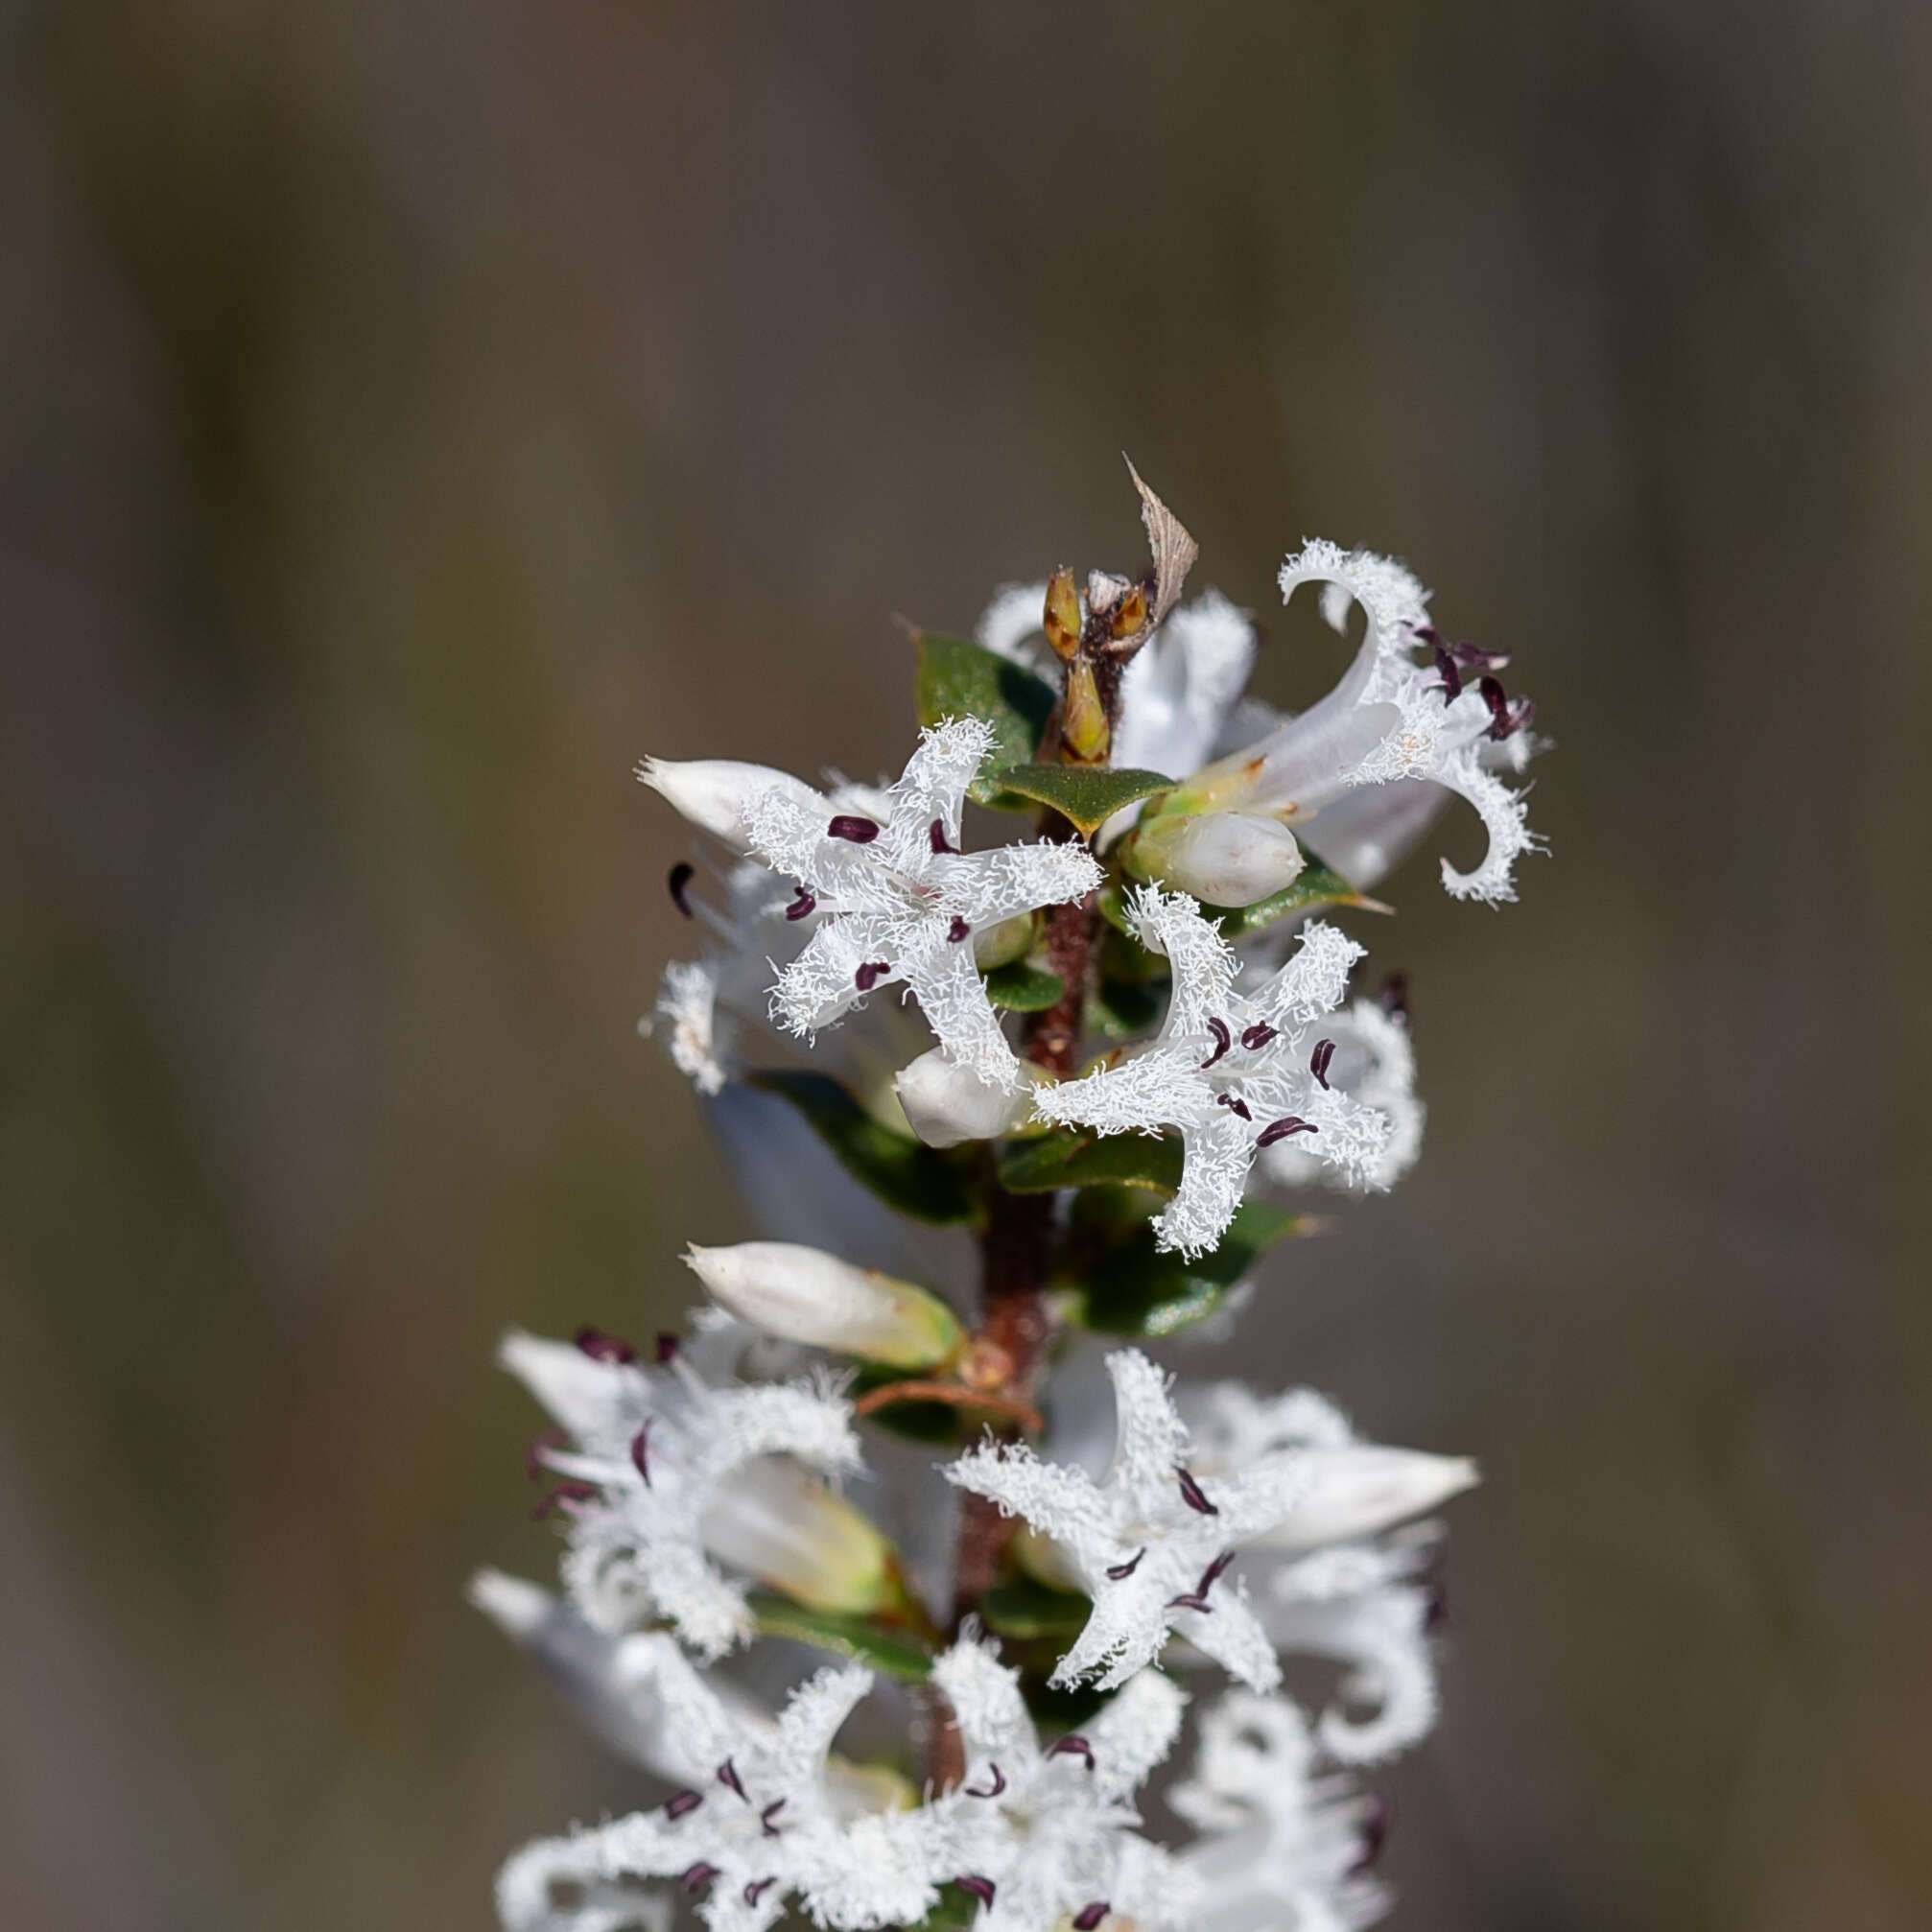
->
[3,2,1929,1928]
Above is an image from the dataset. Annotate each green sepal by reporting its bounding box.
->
[989,763,1174,836]
[983,960,1065,1012]
[913,633,1056,809]
[978,1575,1093,1641]
[1072,1198,1310,1337]
[746,1071,977,1225]
[746,1591,933,1682]
[996,1127,1184,1197]
[1203,862,1386,936]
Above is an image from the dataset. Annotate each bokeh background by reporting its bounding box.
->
[4,2,1929,1928]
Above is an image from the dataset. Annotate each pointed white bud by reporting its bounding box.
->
[684,1240,962,1370]
[1245,1446,1478,1552]
[638,757,821,853]
[892,1048,1038,1149]
[1127,811,1306,907]
[701,1455,897,1614]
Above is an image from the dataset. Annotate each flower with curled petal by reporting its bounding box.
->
[931,1633,1196,1932]
[1171,1690,1390,1932]
[743,718,1102,1093]
[1169,540,1543,904]
[502,1330,872,1661]
[497,1636,947,1932]
[946,1350,1314,1692]
[1031,887,1391,1258]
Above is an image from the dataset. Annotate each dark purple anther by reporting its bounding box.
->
[1200,1016,1232,1069]
[742,1878,777,1907]
[524,1425,567,1483]
[1477,675,1534,741]
[664,1788,704,1821]
[785,886,817,922]
[629,1424,652,1488]
[947,915,971,943]
[965,1761,1006,1799]
[1166,1590,1212,1613]
[1106,1547,1146,1580]
[1257,1116,1319,1146]
[1048,1734,1096,1769]
[717,1757,746,1801]
[1215,1092,1253,1121]
[855,960,891,992]
[954,1876,998,1906]
[827,814,881,843]
[1073,1903,1111,1931]
[1241,1022,1278,1050]
[1176,1467,1220,1516]
[1310,1037,1336,1090]
[655,1331,680,1364]
[680,1862,722,1895]
[574,1326,637,1363]
[1169,1546,1234,1614]
[930,817,957,855]
[1425,1579,1450,1631]
[1378,972,1409,1020]
[668,860,696,917]
[530,1479,600,1520]
[760,1799,787,1835]
[1348,1795,1392,1875]
[1430,642,1463,703]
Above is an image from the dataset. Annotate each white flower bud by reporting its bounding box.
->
[892,1048,1037,1148]
[701,1455,896,1614]
[684,1239,962,1370]
[1128,811,1306,907]
[1246,1446,1478,1552]
[638,757,821,853]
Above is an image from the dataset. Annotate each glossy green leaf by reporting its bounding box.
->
[1085,977,1166,1040]
[1204,862,1387,936]
[746,1592,933,1682]
[913,633,1056,808]
[747,1071,977,1224]
[983,960,1065,1012]
[997,1127,1184,1197]
[1074,1198,1310,1336]
[989,763,1174,836]
[978,1576,1092,1642]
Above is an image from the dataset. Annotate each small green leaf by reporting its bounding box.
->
[747,1071,977,1224]
[979,1576,1093,1641]
[983,961,1065,1012]
[1085,977,1167,1039]
[989,763,1174,836]
[1204,862,1387,937]
[747,1592,933,1682]
[997,1128,1184,1196]
[914,633,1056,808]
[1074,1198,1310,1337]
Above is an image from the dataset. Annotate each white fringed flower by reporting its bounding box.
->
[1251,996,1423,1195]
[931,1634,1197,1932]
[946,1351,1316,1692]
[744,719,1103,1094]
[503,1331,871,1659]
[1031,887,1391,1258]
[1173,540,1542,904]
[1171,1691,1389,1932]
[497,1636,947,1932]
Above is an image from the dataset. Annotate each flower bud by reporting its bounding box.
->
[971,912,1035,971]
[684,1240,962,1370]
[638,758,821,853]
[1247,1446,1477,1552]
[701,1455,897,1614]
[1126,810,1306,907]
[893,1048,1038,1149]
[1043,567,1082,661]
[1062,660,1110,763]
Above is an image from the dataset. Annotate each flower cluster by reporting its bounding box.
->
[482,476,1544,1932]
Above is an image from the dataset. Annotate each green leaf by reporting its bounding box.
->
[997,1127,1184,1196]
[1075,1198,1311,1337]
[979,1576,1093,1641]
[747,1071,977,1224]
[983,961,1065,1012]
[989,763,1174,836]
[913,633,1056,808]
[1204,862,1387,937]
[746,1592,933,1682]
[1085,977,1167,1040]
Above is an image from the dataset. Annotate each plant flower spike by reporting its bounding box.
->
[482,465,1546,1932]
